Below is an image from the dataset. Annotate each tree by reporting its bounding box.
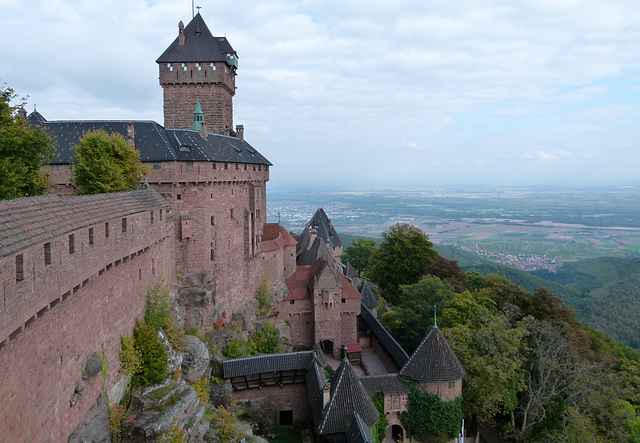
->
[342,237,377,276]
[72,129,148,195]
[0,85,54,199]
[368,223,438,303]
[425,255,467,292]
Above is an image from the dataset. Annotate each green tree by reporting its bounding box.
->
[342,237,377,276]
[368,223,437,303]
[251,323,281,354]
[72,129,148,195]
[132,319,168,385]
[0,85,54,199]
[381,275,457,353]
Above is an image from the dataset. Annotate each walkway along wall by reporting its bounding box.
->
[0,189,174,442]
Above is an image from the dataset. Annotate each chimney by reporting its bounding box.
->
[127,122,134,146]
[200,122,208,140]
[236,125,244,142]
[308,228,317,251]
[322,383,330,408]
[17,106,27,120]
[178,21,185,45]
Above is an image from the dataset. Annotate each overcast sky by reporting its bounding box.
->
[2,0,639,188]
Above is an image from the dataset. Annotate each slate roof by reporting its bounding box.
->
[305,359,327,427]
[318,358,378,436]
[222,351,315,379]
[156,13,237,65]
[360,281,379,310]
[0,188,169,259]
[346,412,376,443]
[360,374,411,396]
[26,115,271,166]
[400,327,466,382]
[296,226,335,266]
[341,275,362,299]
[359,305,409,369]
[309,208,343,249]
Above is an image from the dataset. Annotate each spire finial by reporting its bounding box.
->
[434,303,438,328]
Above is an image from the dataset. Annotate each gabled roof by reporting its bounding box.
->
[360,281,379,309]
[400,327,466,382]
[360,374,410,396]
[0,188,168,259]
[341,275,363,299]
[222,351,315,379]
[156,13,237,65]
[261,223,297,252]
[309,208,342,249]
[27,115,271,166]
[296,225,335,266]
[318,358,378,436]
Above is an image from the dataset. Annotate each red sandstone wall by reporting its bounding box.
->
[0,223,173,442]
[274,298,314,349]
[162,83,234,131]
[423,379,463,402]
[232,383,311,424]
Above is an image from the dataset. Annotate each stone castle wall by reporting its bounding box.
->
[0,204,174,442]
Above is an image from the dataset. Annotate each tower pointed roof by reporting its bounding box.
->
[309,208,342,249]
[360,281,379,310]
[318,358,378,435]
[156,13,237,66]
[400,326,466,382]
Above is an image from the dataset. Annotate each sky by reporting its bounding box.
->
[2,0,640,188]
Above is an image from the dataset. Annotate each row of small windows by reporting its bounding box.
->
[167,63,217,71]
[14,211,163,282]
[152,161,267,172]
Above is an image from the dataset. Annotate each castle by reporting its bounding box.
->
[0,13,465,442]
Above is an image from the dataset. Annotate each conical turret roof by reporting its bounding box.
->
[400,327,466,382]
[318,358,378,435]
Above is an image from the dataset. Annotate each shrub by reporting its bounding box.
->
[145,281,172,330]
[192,377,210,405]
[133,319,168,385]
[119,334,142,375]
[256,277,271,317]
[214,406,241,442]
[163,317,184,351]
[223,338,253,359]
[159,419,187,443]
[251,323,281,354]
[108,404,127,443]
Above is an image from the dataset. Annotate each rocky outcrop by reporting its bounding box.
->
[67,395,111,443]
[181,335,210,383]
[122,379,209,443]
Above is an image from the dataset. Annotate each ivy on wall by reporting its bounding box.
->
[371,392,389,443]
[400,385,463,440]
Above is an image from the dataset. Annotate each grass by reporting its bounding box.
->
[270,426,304,443]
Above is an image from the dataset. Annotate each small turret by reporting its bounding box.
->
[193,98,204,131]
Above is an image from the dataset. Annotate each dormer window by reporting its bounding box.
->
[196,63,202,71]
[167,63,173,71]
[179,145,190,152]
[182,63,187,71]
[210,63,216,70]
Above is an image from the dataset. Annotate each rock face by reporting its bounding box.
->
[182,335,210,383]
[122,379,209,443]
[67,395,111,443]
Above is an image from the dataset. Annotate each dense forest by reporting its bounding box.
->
[343,228,640,441]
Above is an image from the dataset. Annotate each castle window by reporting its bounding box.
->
[449,381,455,389]
[235,163,239,170]
[167,63,173,71]
[150,211,154,225]
[160,209,163,220]
[244,164,247,170]
[69,234,75,254]
[230,208,234,219]
[253,165,256,171]
[186,161,194,170]
[15,254,24,282]
[152,258,157,276]
[153,162,161,169]
[196,63,202,71]
[259,165,262,171]
[51,164,58,171]
[176,194,182,201]
[105,222,110,238]
[210,249,214,261]
[139,269,142,281]
[224,162,228,170]
[290,300,295,305]
[211,216,215,226]
[89,228,94,246]
[122,218,127,233]
[212,162,216,169]
[341,298,346,303]
[44,243,52,265]
[210,63,216,70]
[182,63,187,71]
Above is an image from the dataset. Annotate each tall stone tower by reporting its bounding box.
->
[157,13,238,133]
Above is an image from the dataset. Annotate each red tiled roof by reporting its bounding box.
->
[341,275,363,299]
[285,266,313,300]
[262,223,297,252]
[345,343,362,353]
